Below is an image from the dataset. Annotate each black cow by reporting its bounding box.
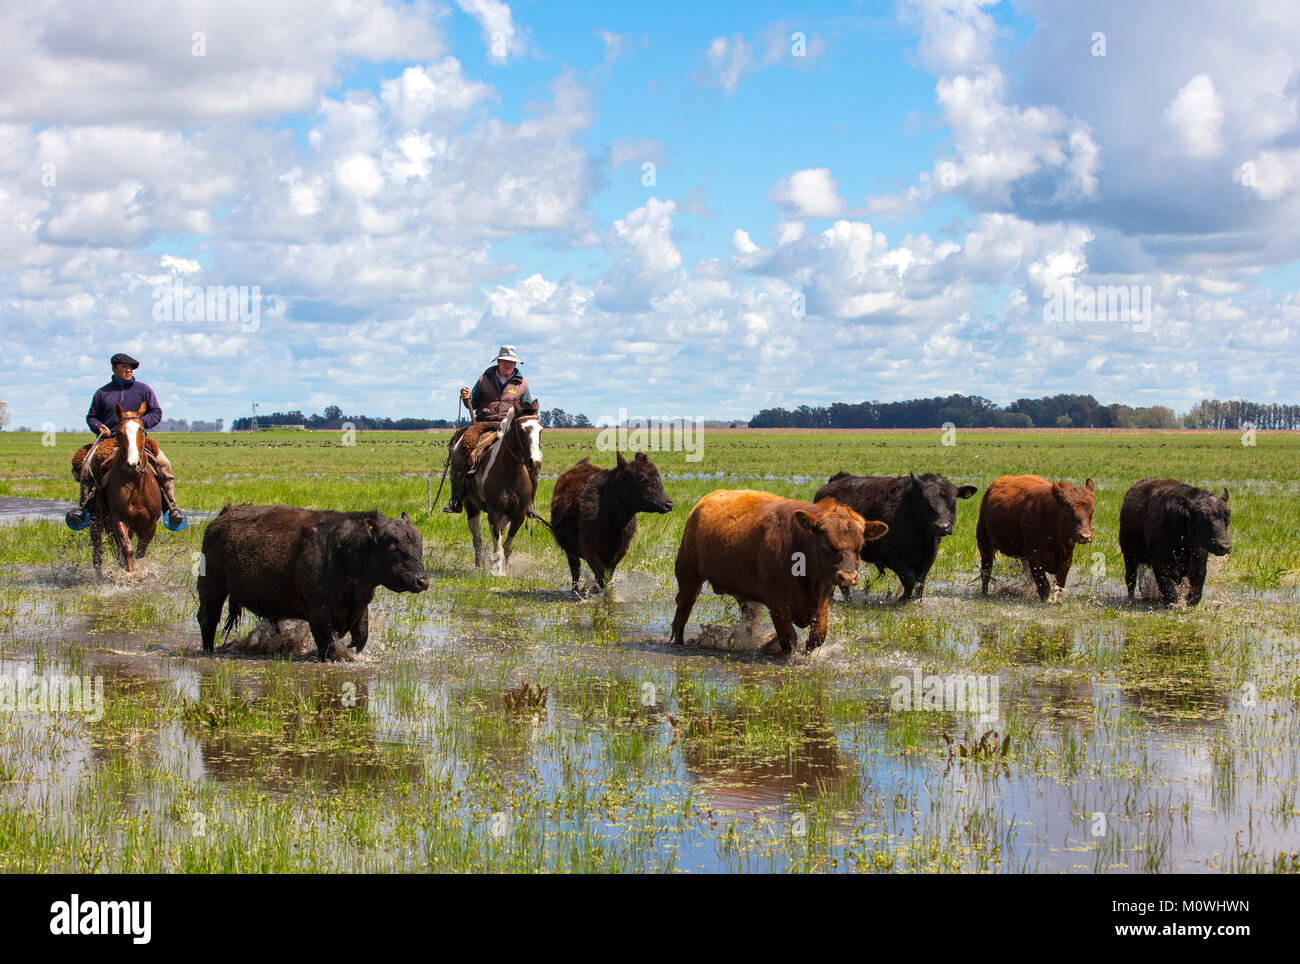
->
[814,471,977,600]
[197,504,429,660]
[1119,478,1231,606]
[550,452,673,593]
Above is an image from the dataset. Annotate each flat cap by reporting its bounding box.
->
[110,353,140,369]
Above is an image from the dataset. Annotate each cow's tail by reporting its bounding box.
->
[220,600,243,639]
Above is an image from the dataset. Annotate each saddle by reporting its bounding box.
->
[71,436,159,481]
[450,426,499,472]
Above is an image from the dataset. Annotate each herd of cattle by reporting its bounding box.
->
[195,455,1232,660]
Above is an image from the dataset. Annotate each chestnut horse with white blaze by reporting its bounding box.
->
[465,399,543,574]
[78,402,163,573]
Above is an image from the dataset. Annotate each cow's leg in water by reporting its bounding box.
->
[669,574,702,645]
[196,574,227,652]
[1054,557,1072,596]
[805,593,831,652]
[466,505,486,568]
[976,516,995,594]
[1153,561,1181,606]
[308,605,339,661]
[1028,562,1053,601]
[895,564,918,601]
[350,607,370,653]
[1186,550,1208,606]
[768,607,799,656]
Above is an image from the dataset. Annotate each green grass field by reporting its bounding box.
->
[0,428,1298,872]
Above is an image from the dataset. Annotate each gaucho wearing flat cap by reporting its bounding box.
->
[66,353,188,531]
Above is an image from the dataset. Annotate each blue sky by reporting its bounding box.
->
[1,0,1298,429]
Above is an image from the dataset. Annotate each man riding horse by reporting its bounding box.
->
[442,345,533,514]
[66,353,187,531]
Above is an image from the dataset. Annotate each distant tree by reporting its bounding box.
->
[0,401,11,430]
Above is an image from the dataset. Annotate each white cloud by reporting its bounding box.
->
[454,0,527,62]
[705,34,752,94]
[1164,74,1225,159]
[767,168,845,219]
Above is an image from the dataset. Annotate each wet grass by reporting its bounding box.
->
[0,429,1297,872]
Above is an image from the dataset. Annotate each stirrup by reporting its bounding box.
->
[66,506,92,531]
[163,508,188,531]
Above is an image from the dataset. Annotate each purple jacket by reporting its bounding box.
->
[86,378,162,435]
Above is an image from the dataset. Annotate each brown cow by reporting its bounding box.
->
[670,490,888,654]
[976,475,1095,600]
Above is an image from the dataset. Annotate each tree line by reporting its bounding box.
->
[749,394,1300,430]
[229,405,598,431]
[230,405,456,431]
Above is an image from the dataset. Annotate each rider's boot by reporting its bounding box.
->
[65,477,96,530]
[156,467,187,530]
[443,448,470,513]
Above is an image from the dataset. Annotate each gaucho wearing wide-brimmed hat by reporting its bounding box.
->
[443,345,533,514]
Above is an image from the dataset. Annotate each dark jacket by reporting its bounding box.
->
[470,367,531,422]
[86,378,162,434]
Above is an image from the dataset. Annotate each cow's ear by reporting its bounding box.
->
[616,451,628,468]
[401,511,410,521]
[1085,478,1095,492]
[1051,482,1067,503]
[635,451,648,462]
[115,403,125,418]
[793,509,818,533]
[1220,488,1229,504]
[957,485,977,500]
[365,518,378,542]
[863,520,889,542]
[909,471,921,488]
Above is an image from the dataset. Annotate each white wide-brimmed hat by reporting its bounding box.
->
[495,345,521,363]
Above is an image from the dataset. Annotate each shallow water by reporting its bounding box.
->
[3,548,1297,873]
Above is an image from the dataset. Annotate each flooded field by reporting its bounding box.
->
[1,430,1298,872]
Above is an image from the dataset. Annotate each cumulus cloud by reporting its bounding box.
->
[1164,74,1225,159]
[767,169,845,219]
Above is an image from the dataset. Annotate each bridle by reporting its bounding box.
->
[503,412,541,492]
[111,413,150,474]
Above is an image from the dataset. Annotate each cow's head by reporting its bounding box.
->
[615,451,673,514]
[1182,487,1232,556]
[799,500,889,587]
[343,511,430,593]
[1052,478,1095,544]
[908,472,978,537]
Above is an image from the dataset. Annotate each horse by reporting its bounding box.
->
[83,403,163,573]
[464,399,543,574]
